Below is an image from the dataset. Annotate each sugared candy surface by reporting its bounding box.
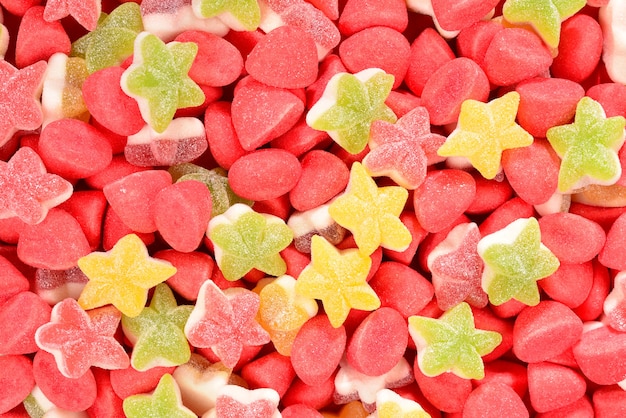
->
[2,0,626,416]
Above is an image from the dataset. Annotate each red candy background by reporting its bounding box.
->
[1,0,626,417]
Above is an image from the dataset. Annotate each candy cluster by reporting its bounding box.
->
[1,0,626,417]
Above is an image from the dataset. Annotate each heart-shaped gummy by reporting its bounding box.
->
[245,26,318,89]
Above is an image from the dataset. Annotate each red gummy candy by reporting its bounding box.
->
[513,301,583,364]
[0,355,34,414]
[33,350,97,412]
[240,351,296,397]
[405,28,455,97]
[0,255,30,306]
[290,314,346,386]
[346,307,407,377]
[338,0,408,36]
[154,180,212,253]
[420,57,490,126]
[538,212,606,264]
[38,118,113,179]
[528,362,586,413]
[483,28,552,86]
[15,6,70,69]
[289,150,349,212]
[413,366,471,413]
[228,148,302,201]
[539,261,594,309]
[82,66,145,137]
[339,26,410,89]
[431,0,500,32]
[154,250,215,302]
[462,383,529,418]
[573,324,626,385]
[551,14,603,83]
[414,169,476,233]
[246,26,318,89]
[103,170,173,234]
[17,208,91,270]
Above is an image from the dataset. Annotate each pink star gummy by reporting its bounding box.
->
[43,0,102,31]
[35,298,129,379]
[363,106,446,190]
[0,147,73,225]
[184,280,270,369]
[0,60,47,148]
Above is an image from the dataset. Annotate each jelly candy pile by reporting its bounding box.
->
[1,0,626,416]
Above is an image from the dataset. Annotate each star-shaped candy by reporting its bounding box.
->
[295,235,380,328]
[546,96,626,193]
[427,223,488,311]
[306,68,397,154]
[206,385,281,418]
[371,389,432,418]
[122,283,193,371]
[363,106,447,190]
[35,298,129,379]
[334,358,415,409]
[477,217,560,306]
[502,0,586,49]
[77,234,178,317]
[437,91,534,180]
[0,147,73,225]
[123,373,196,418]
[184,280,270,369]
[71,2,143,73]
[208,204,293,281]
[329,162,411,256]
[43,0,102,31]
[121,31,205,133]
[192,0,261,31]
[408,302,502,380]
[0,60,47,147]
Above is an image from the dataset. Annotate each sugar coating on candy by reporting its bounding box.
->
[184,280,270,369]
[0,355,34,415]
[306,68,397,155]
[41,53,90,126]
[477,217,560,306]
[0,291,52,356]
[551,14,603,83]
[600,0,626,85]
[15,6,71,69]
[363,106,445,190]
[431,0,499,32]
[0,147,73,225]
[603,270,626,331]
[34,299,129,379]
[408,302,502,380]
[0,60,47,147]
[405,0,461,38]
[256,275,318,356]
[288,203,346,253]
[123,373,196,418]
[334,357,414,409]
[546,96,626,193]
[502,0,585,49]
[208,203,293,281]
[370,388,431,418]
[192,0,261,31]
[329,162,411,255]
[171,354,230,416]
[71,2,143,74]
[125,117,208,167]
[437,91,533,180]
[121,283,193,371]
[121,31,205,133]
[208,385,281,418]
[295,235,379,328]
[43,0,101,31]
[527,362,587,413]
[77,233,177,317]
[245,25,318,89]
[427,222,488,311]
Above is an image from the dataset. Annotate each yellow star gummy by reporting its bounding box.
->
[502,0,586,49]
[437,91,533,179]
[295,235,380,328]
[546,96,626,193]
[477,217,560,306]
[408,302,502,380]
[374,389,431,418]
[329,162,411,256]
[77,234,177,317]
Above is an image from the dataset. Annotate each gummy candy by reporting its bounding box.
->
[123,373,196,418]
